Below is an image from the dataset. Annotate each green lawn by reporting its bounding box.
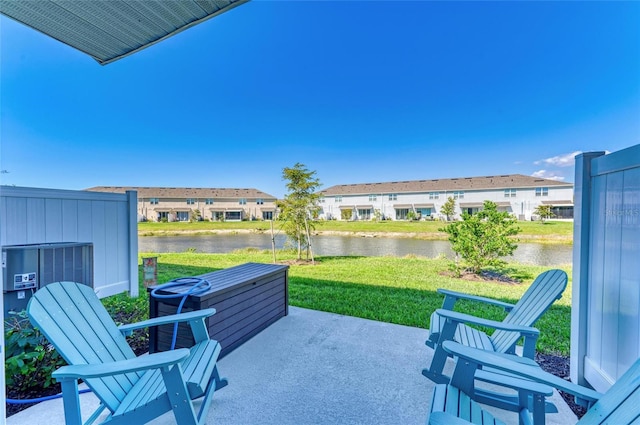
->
[117,250,572,355]
[138,219,573,243]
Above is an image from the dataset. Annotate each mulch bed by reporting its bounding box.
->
[536,352,587,418]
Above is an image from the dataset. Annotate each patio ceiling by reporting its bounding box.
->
[0,0,249,65]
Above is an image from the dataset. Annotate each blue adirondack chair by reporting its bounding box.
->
[27,281,228,425]
[427,340,637,425]
[423,269,568,386]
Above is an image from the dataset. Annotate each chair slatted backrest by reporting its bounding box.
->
[578,357,640,424]
[27,281,141,412]
[490,269,567,353]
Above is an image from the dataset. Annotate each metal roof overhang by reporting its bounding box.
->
[413,203,435,209]
[541,200,574,206]
[459,202,511,208]
[0,0,249,65]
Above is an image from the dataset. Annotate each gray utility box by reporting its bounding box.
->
[2,243,93,317]
[148,262,289,358]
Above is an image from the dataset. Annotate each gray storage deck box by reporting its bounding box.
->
[148,262,289,358]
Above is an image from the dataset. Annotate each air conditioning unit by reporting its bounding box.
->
[2,242,93,317]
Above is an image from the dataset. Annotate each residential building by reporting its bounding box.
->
[86,187,277,222]
[318,174,573,221]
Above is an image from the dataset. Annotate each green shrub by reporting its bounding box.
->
[441,200,521,274]
[4,311,65,391]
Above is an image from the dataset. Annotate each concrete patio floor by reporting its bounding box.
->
[8,307,577,425]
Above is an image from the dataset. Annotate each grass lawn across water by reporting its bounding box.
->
[115,250,572,355]
[138,220,573,244]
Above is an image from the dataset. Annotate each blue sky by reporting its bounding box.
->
[1,1,639,198]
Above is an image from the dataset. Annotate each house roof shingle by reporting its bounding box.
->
[320,174,572,196]
[85,186,276,200]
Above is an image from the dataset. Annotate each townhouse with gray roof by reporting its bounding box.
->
[318,174,573,221]
[86,187,277,222]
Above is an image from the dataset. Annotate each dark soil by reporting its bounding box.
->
[536,352,587,419]
[440,269,522,284]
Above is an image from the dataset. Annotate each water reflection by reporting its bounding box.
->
[139,234,572,266]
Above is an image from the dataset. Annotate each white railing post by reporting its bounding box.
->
[127,190,139,297]
[571,151,605,385]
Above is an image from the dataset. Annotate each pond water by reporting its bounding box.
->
[138,234,572,266]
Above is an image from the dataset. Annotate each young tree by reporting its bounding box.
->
[440,196,456,221]
[277,163,321,260]
[533,204,555,223]
[441,200,520,274]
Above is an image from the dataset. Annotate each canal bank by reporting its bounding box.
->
[139,233,573,266]
[138,220,574,244]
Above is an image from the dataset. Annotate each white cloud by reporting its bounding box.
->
[537,151,582,167]
[531,169,566,181]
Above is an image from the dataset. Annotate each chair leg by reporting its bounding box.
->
[422,344,451,384]
[423,318,458,384]
[162,364,198,425]
[213,365,229,391]
[60,379,83,425]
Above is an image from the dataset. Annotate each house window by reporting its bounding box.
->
[149,198,159,205]
[335,196,342,203]
[226,211,242,221]
[186,198,195,205]
[205,198,214,205]
[388,194,397,201]
[395,208,410,220]
[535,187,549,197]
[176,211,190,221]
[429,192,439,200]
[239,198,247,205]
[319,197,325,203]
[256,198,264,205]
[369,194,377,202]
[358,208,372,220]
[453,191,464,199]
[504,189,516,198]
[262,211,274,220]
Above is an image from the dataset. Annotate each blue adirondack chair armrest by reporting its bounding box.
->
[475,368,554,397]
[52,348,191,380]
[436,309,540,336]
[442,341,603,408]
[437,288,516,312]
[118,308,216,336]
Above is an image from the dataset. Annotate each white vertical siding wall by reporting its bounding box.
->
[321,186,573,221]
[571,145,640,392]
[0,186,138,298]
